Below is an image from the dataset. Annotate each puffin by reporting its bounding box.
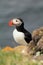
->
[8,18,32,45]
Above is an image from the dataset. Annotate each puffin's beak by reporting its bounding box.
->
[8,20,14,26]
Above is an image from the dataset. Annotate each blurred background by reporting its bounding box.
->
[0,0,43,48]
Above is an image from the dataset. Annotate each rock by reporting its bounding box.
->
[36,36,43,51]
[32,27,43,43]
[33,54,43,60]
[31,27,43,55]
[26,40,36,55]
[14,45,29,55]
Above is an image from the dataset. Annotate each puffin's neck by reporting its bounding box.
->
[16,24,24,32]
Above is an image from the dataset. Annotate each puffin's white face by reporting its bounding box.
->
[8,18,22,26]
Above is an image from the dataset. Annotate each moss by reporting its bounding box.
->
[0,50,43,65]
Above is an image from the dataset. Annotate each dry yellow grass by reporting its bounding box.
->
[2,46,14,51]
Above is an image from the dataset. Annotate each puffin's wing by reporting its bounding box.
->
[24,30,32,43]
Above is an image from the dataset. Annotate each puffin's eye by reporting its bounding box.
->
[16,20,18,22]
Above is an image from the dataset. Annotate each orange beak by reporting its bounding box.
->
[8,20,13,26]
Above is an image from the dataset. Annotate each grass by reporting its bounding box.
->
[0,50,43,65]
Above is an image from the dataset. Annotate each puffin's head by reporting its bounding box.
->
[8,18,24,27]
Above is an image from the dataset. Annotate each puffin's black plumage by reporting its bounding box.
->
[16,18,32,43]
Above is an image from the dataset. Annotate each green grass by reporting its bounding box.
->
[0,50,43,65]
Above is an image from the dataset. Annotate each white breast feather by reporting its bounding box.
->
[13,29,27,45]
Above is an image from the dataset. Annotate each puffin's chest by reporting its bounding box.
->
[13,29,26,44]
